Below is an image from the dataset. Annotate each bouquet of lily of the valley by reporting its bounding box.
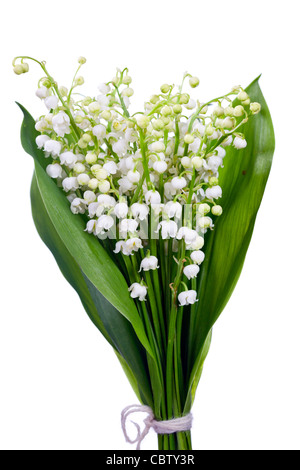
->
[14,56,275,450]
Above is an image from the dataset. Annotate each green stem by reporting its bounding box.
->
[139,129,151,189]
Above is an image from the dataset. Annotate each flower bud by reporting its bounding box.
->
[78,138,88,149]
[82,133,92,143]
[101,110,112,121]
[189,76,200,88]
[184,134,195,144]
[21,62,29,73]
[191,156,203,169]
[59,86,68,97]
[212,205,223,216]
[74,163,86,174]
[179,93,190,105]
[160,84,171,94]
[208,176,219,186]
[233,105,245,117]
[250,102,261,114]
[173,104,182,114]
[112,120,122,131]
[224,106,234,116]
[75,76,84,86]
[123,75,132,85]
[98,180,110,193]
[150,94,160,104]
[198,216,213,230]
[242,98,251,106]
[198,203,211,216]
[161,105,172,116]
[88,101,101,114]
[238,91,249,102]
[75,115,84,124]
[84,190,96,204]
[181,157,192,169]
[122,87,134,97]
[152,119,165,131]
[205,124,215,136]
[13,64,23,75]
[135,114,150,129]
[78,56,87,64]
[213,106,225,117]
[88,178,99,190]
[222,117,236,129]
[95,168,108,180]
[77,173,90,186]
[82,97,92,106]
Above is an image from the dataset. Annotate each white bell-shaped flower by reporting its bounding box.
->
[70,198,87,215]
[52,111,71,137]
[130,203,149,221]
[178,290,198,306]
[176,227,198,245]
[164,201,182,219]
[156,220,178,239]
[139,256,159,272]
[95,215,114,235]
[171,177,187,190]
[153,160,168,174]
[233,136,247,149]
[187,234,205,251]
[128,283,147,301]
[62,177,79,192]
[183,264,200,280]
[103,161,118,175]
[119,218,139,235]
[114,202,129,219]
[46,163,63,179]
[44,96,59,110]
[36,134,50,149]
[60,151,78,169]
[145,190,161,205]
[191,250,205,265]
[206,185,222,200]
[44,139,62,157]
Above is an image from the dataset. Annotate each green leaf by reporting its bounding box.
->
[188,77,275,386]
[18,103,153,358]
[82,271,154,406]
[31,172,153,406]
[16,102,48,170]
[30,174,113,345]
[183,329,212,414]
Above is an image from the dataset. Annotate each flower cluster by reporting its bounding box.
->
[14,56,261,307]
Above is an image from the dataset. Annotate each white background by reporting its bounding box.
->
[1,0,299,450]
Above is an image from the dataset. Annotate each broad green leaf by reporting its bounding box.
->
[82,272,154,406]
[187,77,275,387]
[18,103,153,358]
[183,330,212,414]
[16,102,48,170]
[30,173,113,347]
[31,173,153,406]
